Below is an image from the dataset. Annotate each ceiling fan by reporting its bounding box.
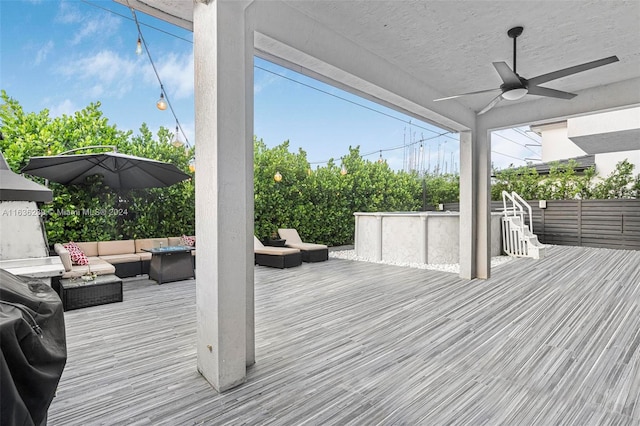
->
[434,26,619,115]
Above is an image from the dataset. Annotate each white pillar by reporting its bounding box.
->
[459,129,491,280]
[476,127,491,279]
[459,131,476,279]
[193,0,254,392]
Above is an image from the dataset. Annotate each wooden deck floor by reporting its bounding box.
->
[47,245,640,425]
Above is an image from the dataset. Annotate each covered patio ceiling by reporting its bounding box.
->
[115,0,640,392]
[119,0,640,139]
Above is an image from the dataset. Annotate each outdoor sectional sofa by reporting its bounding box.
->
[53,236,196,281]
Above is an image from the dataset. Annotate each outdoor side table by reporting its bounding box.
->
[59,274,123,311]
[142,246,195,284]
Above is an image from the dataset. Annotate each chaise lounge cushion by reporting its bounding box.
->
[277,228,328,262]
[253,236,302,268]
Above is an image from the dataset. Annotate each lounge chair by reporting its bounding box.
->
[254,236,302,269]
[277,228,329,262]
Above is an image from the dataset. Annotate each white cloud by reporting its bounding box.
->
[55,1,121,46]
[35,40,54,65]
[70,14,121,46]
[55,1,83,24]
[254,73,280,94]
[143,51,194,100]
[56,50,138,99]
[49,99,78,117]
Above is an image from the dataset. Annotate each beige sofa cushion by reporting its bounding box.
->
[75,241,98,257]
[168,237,182,246]
[99,253,142,264]
[98,240,135,256]
[135,238,169,253]
[54,243,73,272]
[61,257,116,278]
[138,252,152,261]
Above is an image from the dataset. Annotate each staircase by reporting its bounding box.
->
[501,191,546,259]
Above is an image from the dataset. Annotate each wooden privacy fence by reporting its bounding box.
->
[439,199,640,251]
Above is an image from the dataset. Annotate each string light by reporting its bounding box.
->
[128,4,190,147]
[378,150,383,163]
[340,165,347,176]
[156,92,167,110]
[188,158,195,173]
[274,171,283,182]
[135,37,143,55]
[172,122,184,147]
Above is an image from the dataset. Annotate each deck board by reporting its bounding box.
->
[47,245,640,425]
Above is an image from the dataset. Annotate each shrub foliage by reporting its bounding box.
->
[2,92,636,247]
[0,91,195,244]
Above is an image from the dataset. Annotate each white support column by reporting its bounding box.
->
[476,127,491,279]
[420,215,428,264]
[376,215,383,261]
[193,0,254,392]
[459,131,476,279]
[459,128,492,280]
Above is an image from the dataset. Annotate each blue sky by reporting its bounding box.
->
[1,0,540,172]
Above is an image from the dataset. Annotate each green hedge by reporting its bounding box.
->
[2,92,461,247]
[1,91,195,244]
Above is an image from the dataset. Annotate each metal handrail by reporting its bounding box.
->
[510,191,533,233]
[501,190,533,233]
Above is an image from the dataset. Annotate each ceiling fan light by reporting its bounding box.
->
[502,88,528,101]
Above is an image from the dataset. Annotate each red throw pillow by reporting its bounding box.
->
[64,242,89,266]
[180,235,195,247]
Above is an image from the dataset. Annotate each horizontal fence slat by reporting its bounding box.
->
[443,199,639,251]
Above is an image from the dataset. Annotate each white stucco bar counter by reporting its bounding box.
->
[354,211,503,264]
[0,256,64,286]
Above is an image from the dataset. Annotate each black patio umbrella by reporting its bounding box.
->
[21,151,191,189]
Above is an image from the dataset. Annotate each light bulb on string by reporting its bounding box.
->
[172,123,184,148]
[156,92,167,111]
[378,150,384,164]
[188,158,195,173]
[135,37,143,55]
[340,165,347,176]
[274,171,283,182]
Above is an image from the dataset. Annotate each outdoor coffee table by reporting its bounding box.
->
[59,274,123,311]
[142,246,195,284]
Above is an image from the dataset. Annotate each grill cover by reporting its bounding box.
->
[0,270,66,426]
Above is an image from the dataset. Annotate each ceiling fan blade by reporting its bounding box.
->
[478,94,503,115]
[528,56,619,86]
[492,62,521,86]
[527,85,576,99]
[434,88,501,101]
